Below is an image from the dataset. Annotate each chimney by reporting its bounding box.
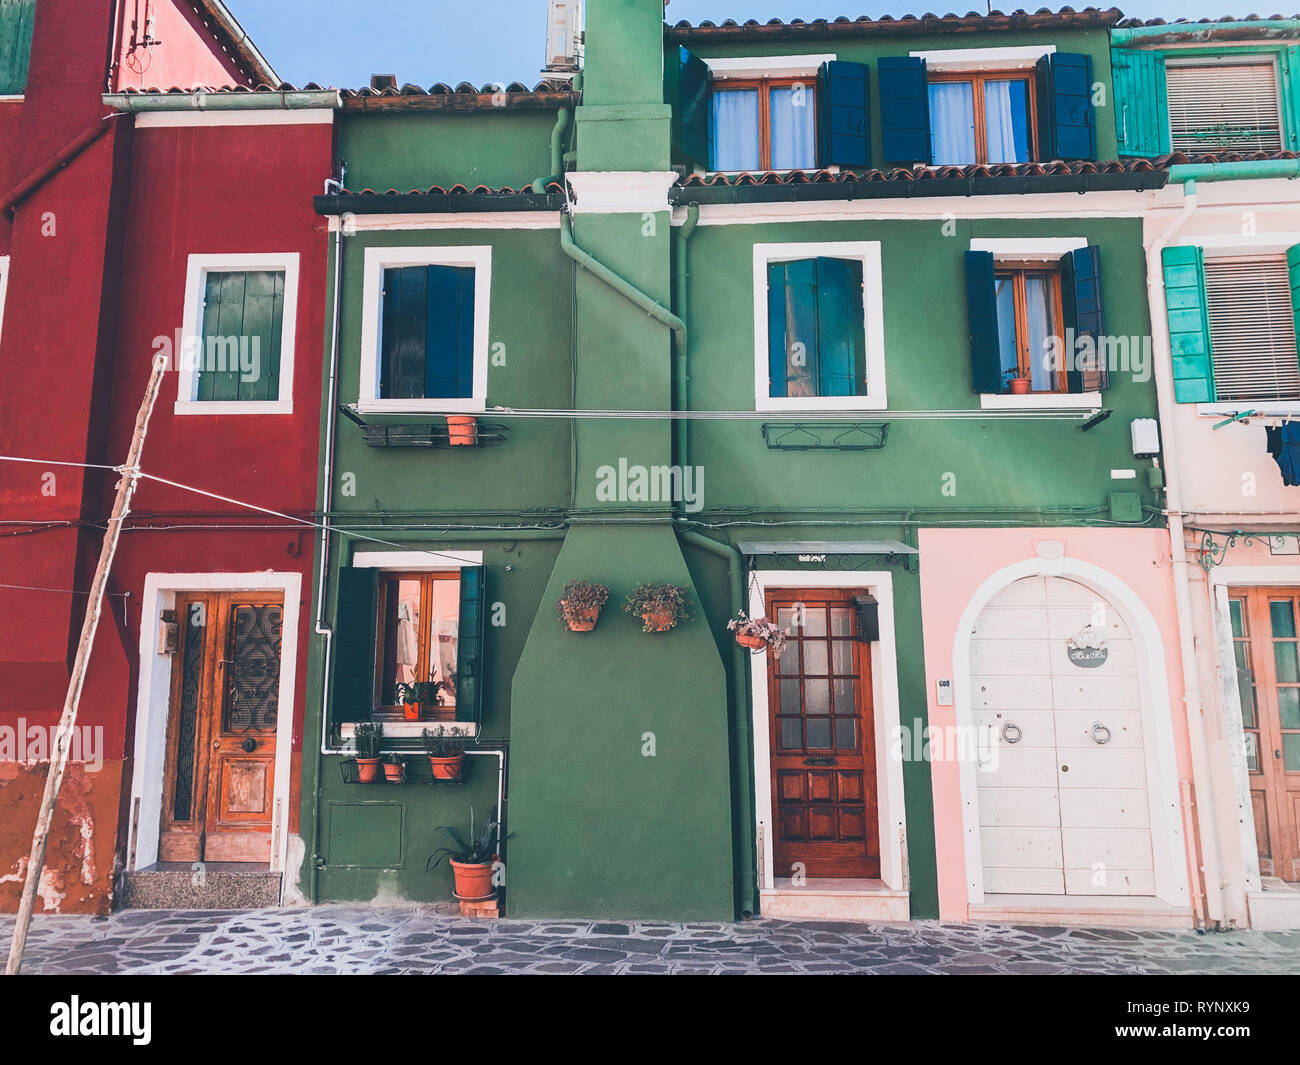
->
[370,74,397,91]
[543,0,584,78]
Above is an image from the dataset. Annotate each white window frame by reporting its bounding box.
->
[968,237,1103,411]
[910,44,1055,73]
[358,245,491,415]
[753,241,886,412]
[0,255,9,350]
[176,252,300,416]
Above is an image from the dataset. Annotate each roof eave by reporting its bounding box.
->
[194,0,281,87]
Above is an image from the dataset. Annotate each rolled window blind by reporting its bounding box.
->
[1205,255,1299,401]
[1167,63,1282,152]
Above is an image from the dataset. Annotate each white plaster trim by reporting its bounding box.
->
[127,572,302,899]
[748,571,908,897]
[970,236,1088,259]
[0,256,9,351]
[175,252,300,416]
[566,171,679,214]
[0,95,23,103]
[706,54,837,79]
[136,109,335,128]
[339,721,478,742]
[357,245,491,414]
[980,392,1103,410]
[351,550,483,571]
[911,44,1055,72]
[332,213,562,233]
[951,555,1190,910]
[752,241,887,412]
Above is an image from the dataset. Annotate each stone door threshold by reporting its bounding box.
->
[970,894,1194,930]
[1247,879,1300,931]
[761,878,910,922]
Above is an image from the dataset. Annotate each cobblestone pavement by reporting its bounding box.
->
[4,908,1299,974]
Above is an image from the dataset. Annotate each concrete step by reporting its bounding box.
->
[120,865,282,910]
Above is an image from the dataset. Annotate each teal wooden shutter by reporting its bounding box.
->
[455,566,487,725]
[1288,243,1300,357]
[817,61,870,168]
[1036,53,1095,161]
[678,46,713,167]
[196,270,285,403]
[1111,47,1169,156]
[1163,245,1215,403]
[965,251,1002,394]
[0,0,36,96]
[767,259,818,398]
[424,265,475,400]
[1061,246,1108,393]
[879,57,931,164]
[813,257,865,397]
[1284,48,1300,153]
[332,567,378,726]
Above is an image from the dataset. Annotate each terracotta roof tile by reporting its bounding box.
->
[667,7,1126,39]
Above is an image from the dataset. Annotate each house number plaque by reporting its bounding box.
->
[1067,626,1109,669]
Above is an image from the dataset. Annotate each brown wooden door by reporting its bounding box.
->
[767,589,879,878]
[160,593,283,864]
[1231,589,1300,882]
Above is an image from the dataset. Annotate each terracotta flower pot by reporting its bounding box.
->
[561,601,601,632]
[450,858,495,901]
[1009,377,1031,395]
[447,415,478,446]
[356,757,383,784]
[641,609,676,632]
[429,753,465,781]
[383,762,404,783]
[403,701,420,722]
[736,633,768,650]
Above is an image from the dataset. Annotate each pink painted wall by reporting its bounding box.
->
[111,0,256,92]
[918,527,1193,920]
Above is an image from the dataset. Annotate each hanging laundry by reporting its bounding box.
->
[1266,423,1300,487]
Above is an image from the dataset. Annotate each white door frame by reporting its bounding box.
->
[953,556,1190,907]
[748,571,908,892]
[127,572,301,892]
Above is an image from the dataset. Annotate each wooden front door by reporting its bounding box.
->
[767,589,879,878]
[1230,589,1300,882]
[160,593,283,864]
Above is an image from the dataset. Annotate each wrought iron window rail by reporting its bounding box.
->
[339,405,510,449]
[761,421,889,451]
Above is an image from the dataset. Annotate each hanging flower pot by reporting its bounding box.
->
[736,633,767,650]
[422,726,466,780]
[353,722,384,783]
[383,756,405,783]
[447,415,478,446]
[624,583,693,633]
[728,612,790,655]
[355,757,383,784]
[556,580,610,633]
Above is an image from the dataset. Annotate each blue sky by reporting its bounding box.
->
[225,2,1275,89]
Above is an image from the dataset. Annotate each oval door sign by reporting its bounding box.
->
[1067,625,1109,668]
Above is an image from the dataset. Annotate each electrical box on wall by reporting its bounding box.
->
[1131,418,1160,458]
[545,0,584,73]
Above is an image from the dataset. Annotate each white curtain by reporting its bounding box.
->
[711,89,760,171]
[771,87,816,170]
[1025,277,1054,391]
[928,82,976,165]
[985,79,1026,164]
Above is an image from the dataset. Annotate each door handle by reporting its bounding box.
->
[242,737,258,753]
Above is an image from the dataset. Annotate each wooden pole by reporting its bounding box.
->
[4,354,168,975]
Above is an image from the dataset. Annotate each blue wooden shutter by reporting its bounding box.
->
[1162,245,1215,403]
[1061,246,1107,393]
[965,251,1002,394]
[1288,243,1300,359]
[332,567,378,726]
[1036,53,1095,161]
[424,265,475,400]
[381,265,427,399]
[814,257,865,397]
[1111,47,1170,156]
[817,61,870,168]
[0,0,36,95]
[455,566,487,725]
[879,56,931,164]
[767,259,818,398]
[678,46,713,167]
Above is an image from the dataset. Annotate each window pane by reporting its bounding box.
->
[803,642,829,676]
[834,718,857,750]
[832,640,853,675]
[830,607,852,636]
[777,638,798,675]
[805,679,830,715]
[428,578,460,709]
[833,678,855,715]
[779,678,801,714]
[1279,687,1300,730]
[995,276,1019,388]
[1271,599,1297,638]
[1024,275,1057,392]
[1245,731,1259,773]
[780,719,802,750]
[1275,643,1299,684]
[984,79,1032,163]
[805,717,832,749]
[1229,599,1245,638]
[711,89,760,171]
[381,578,423,702]
[928,80,976,165]
[1238,663,1256,728]
[1285,733,1300,771]
[771,86,816,169]
[801,608,828,637]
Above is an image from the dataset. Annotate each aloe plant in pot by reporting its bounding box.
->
[427,806,509,901]
[556,579,610,632]
[353,722,384,783]
[624,582,693,633]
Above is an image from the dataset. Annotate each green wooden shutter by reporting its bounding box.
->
[196,270,284,403]
[817,61,870,168]
[767,259,818,398]
[455,566,487,725]
[879,56,931,164]
[813,257,865,397]
[677,46,713,167]
[1163,245,1215,403]
[1284,47,1300,153]
[1111,47,1169,157]
[1036,53,1096,161]
[0,0,36,96]
[965,251,1002,394]
[1288,243,1300,358]
[1061,245,1108,393]
[381,265,429,400]
[424,265,475,400]
[332,567,378,726]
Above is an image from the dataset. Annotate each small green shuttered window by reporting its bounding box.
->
[767,257,866,398]
[380,265,475,401]
[0,0,35,96]
[196,270,285,403]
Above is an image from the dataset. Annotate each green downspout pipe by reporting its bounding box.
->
[559,212,687,355]
[679,529,758,919]
[532,72,582,193]
[1169,159,1300,183]
[672,206,700,472]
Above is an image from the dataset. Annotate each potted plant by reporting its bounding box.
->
[447,415,477,446]
[395,679,448,722]
[421,725,466,781]
[556,579,610,632]
[427,806,507,901]
[624,582,693,633]
[353,722,384,783]
[1004,367,1031,395]
[383,753,405,783]
[727,611,789,654]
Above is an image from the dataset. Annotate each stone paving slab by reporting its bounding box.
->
[2,908,1297,975]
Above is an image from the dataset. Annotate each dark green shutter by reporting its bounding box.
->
[677,46,713,167]
[1163,245,1215,403]
[1061,246,1108,393]
[1284,47,1300,152]
[767,259,818,398]
[196,270,285,403]
[1036,53,1095,161]
[1288,243,1300,357]
[332,567,378,725]
[424,265,474,400]
[455,566,487,725]
[0,0,36,96]
[879,56,931,164]
[965,251,1002,394]
[814,257,865,397]
[1111,47,1170,156]
[817,61,870,168]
